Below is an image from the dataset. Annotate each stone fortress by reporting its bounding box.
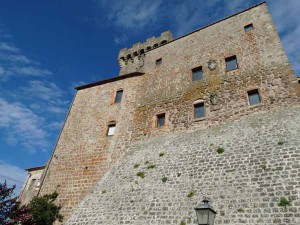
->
[20,2,300,225]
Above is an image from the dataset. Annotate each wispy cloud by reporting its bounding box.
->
[0,160,27,194]
[0,41,19,52]
[92,0,299,74]
[0,98,49,152]
[270,0,300,75]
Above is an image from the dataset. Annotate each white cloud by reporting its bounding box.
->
[114,33,128,45]
[0,160,27,195]
[0,42,19,52]
[95,0,163,30]
[0,98,49,152]
[14,66,53,76]
[269,0,300,75]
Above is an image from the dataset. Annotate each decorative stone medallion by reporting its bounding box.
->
[208,59,217,70]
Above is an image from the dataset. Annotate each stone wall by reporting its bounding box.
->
[39,75,145,217]
[66,105,300,225]
[19,166,45,205]
[38,2,300,222]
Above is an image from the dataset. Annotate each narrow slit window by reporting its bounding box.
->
[225,55,238,71]
[157,113,165,127]
[192,67,203,81]
[114,90,123,103]
[194,102,205,118]
[107,124,116,136]
[244,24,254,32]
[248,89,261,105]
[156,58,162,65]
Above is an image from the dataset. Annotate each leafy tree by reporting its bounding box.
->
[27,191,63,225]
[0,181,18,224]
[0,181,34,225]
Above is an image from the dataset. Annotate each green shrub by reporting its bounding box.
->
[278,140,284,145]
[187,191,195,198]
[180,221,186,225]
[147,164,156,169]
[217,147,225,154]
[145,161,149,164]
[134,163,140,168]
[27,192,63,225]
[177,172,181,177]
[237,208,244,213]
[159,152,165,157]
[278,197,292,207]
[162,177,168,183]
[136,171,145,179]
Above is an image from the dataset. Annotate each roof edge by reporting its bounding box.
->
[148,1,267,52]
[75,72,145,90]
[25,166,46,172]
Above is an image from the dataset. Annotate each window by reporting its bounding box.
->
[156,113,165,127]
[107,124,116,136]
[156,58,162,65]
[244,24,254,32]
[114,90,123,103]
[192,67,203,81]
[194,102,205,118]
[248,89,261,105]
[225,55,238,71]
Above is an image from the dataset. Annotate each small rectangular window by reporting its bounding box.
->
[225,55,238,71]
[248,89,261,105]
[192,67,203,81]
[244,24,254,32]
[114,90,123,103]
[157,113,165,127]
[194,102,205,118]
[107,124,116,136]
[156,58,162,65]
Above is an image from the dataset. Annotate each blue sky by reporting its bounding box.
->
[0,0,299,193]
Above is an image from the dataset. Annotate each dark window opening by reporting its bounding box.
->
[244,24,254,32]
[192,67,203,81]
[156,58,162,65]
[194,102,205,118]
[107,124,116,136]
[114,90,123,103]
[157,113,165,127]
[225,55,238,71]
[248,89,261,105]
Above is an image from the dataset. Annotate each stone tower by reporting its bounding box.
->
[32,2,300,225]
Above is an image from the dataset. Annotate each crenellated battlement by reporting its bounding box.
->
[118,30,174,75]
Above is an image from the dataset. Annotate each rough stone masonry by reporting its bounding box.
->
[35,2,300,224]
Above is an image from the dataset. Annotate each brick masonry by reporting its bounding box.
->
[37,2,300,224]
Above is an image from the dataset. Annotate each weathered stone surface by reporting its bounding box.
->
[38,2,300,223]
[66,106,300,225]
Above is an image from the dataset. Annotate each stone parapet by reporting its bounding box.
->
[118,31,174,75]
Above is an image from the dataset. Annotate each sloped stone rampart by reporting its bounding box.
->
[66,106,300,225]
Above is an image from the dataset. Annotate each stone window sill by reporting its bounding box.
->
[248,103,263,109]
[193,117,206,122]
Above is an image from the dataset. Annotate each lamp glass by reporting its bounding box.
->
[196,210,209,225]
[208,210,216,225]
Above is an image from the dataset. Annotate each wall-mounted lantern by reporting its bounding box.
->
[194,199,217,225]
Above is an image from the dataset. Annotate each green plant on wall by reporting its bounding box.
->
[147,164,156,169]
[136,171,145,179]
[278,197,292,207]
[159,152,165,157]
[162,177,168,183]
[187,191,195,198]
[237,208,244,213]
[134,163,140,168]
[180,221,186,225]
[277,140,284,145]
[216,147,225,154]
